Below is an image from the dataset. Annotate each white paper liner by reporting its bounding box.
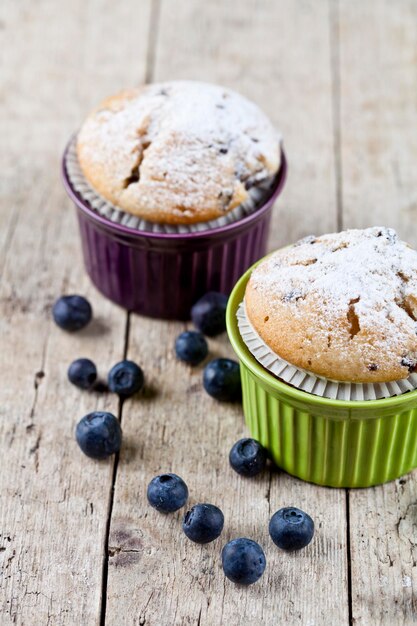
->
[237,301,417,401]
[65,137,277,234]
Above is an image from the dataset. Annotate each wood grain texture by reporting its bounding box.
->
[153,0,339,249]
[2,0,417,624]
[0,0,151,623]
[105,2,348,624]
[337,0,417,243]
[336,2,417,624]
[0,184,124,625]
[349,475,417,625]
[105,319,348,626]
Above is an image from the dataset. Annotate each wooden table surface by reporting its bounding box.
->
[2,1,417,624]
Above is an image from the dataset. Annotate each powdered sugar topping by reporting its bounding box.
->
[77,81,282,222]
[250,227,417,354]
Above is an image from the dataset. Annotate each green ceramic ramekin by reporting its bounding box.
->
[226,263,417,488]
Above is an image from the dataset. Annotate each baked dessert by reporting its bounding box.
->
[245,227,417,383]
[76,81,281,225]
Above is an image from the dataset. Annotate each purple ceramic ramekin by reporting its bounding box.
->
[62,144,287,320]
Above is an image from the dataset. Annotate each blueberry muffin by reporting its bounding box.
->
[245,227,417,383]
[76,81,282,225]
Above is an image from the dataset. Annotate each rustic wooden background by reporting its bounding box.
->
[1,1,417,624]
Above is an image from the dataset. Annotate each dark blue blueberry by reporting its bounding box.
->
[147,473,188,513]
[191,292,228,337]
[175,331,208,366]
[269,507,315,551]
[108,360,144,397]
[52,295,92,331]
[229,438,267,477]
[67,358,97,390]
[183,503,224,544]
[203,358,241,402]
[76,412,121,459]
[221,538,266,585]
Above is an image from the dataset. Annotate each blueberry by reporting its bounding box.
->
[52,295,92,331]
[221,538,266,585]
[269,507,314,551]
[67,358,97,390]
[191,292,228,337]
[147,473,188,513]
[203,358,241,402]
[108,360,144,397]
[183,503,224,544]
[175,331,208,366]
[229,438,267,477]
[75,412,121,459]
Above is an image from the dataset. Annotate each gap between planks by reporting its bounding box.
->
[99,0,160,613]
[330,4,353,624]
[329,0,353,626]
[99,1,160,618]
[345,489,353,626]
[145,0,161,85]
[100,312,131,625]
[329,0,343,232]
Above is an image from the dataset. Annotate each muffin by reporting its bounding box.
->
[63,81,287,319]
[226,229,417,488]
[76,81,282,225]
[245,227,417,383]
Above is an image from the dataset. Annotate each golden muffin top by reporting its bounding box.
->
[245,227,417,383]
[77,81,281,225]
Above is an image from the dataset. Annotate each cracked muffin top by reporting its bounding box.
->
[76,81,282,225]
[245,227,417,383]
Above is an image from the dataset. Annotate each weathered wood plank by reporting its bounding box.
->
[106,320,348,626]
[153,0,339,249]
[337,0,417,243]
[348,476,417,625]
[0,186,124,625]
[105,2,348,624]
[0,0,151,623]
[337,1,417,624]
